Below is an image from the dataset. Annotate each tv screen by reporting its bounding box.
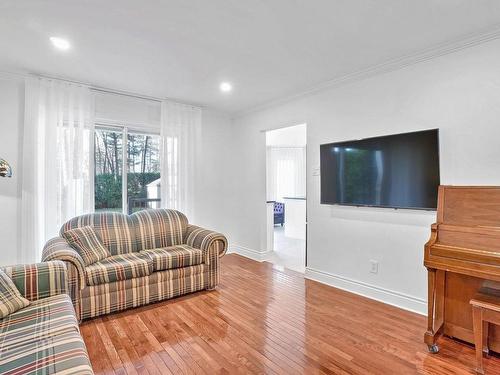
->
[320,129,440,210]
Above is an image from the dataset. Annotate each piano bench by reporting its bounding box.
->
[470,290,500,375]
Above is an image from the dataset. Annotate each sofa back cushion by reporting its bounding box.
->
[131,209,188,251]
[63,226,111,266]
[60,213,136,255]
[0,269,30,319]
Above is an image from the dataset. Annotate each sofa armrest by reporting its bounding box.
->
[1,261,68,301]
[42,237,86,289]
[185,225,228,263]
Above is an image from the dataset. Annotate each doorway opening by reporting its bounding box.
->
[265,123,306,273]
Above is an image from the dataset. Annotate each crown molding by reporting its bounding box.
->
[234,24,500,119]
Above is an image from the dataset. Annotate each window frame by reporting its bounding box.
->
[93,122,161,214]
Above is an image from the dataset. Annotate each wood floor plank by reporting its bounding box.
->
[170,303,258,374]
[198,292,350,374]
[80,319,114,374]
[81,254,500,374]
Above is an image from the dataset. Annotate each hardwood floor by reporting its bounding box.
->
[80,254,500,374]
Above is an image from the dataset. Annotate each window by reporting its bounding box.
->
[94,128,123,212]
[94,127,161,214]
[126,132,161,213]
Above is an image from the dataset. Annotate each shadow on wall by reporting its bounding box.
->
[327,204,435,227]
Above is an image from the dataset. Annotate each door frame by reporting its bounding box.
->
[262,122,308,268]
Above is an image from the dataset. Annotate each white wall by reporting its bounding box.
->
[266,123,306,147]
[229,38,500,314]
[193,109,233,235]
[0,76,24,265]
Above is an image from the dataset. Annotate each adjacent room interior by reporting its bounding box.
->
[2,2,500,374]
[265,124,307,273]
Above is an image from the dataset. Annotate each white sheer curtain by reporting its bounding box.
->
[160,100,201,219]
[266,147,306,201]
[21,77,94,262]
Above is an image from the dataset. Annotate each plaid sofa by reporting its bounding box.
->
[42,209,227,321]
[0,261,93,375]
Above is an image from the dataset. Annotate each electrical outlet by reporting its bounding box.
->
[370,260,379,274]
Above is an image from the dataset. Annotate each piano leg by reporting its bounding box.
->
[424,268,445,353]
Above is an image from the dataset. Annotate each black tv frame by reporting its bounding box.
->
[319,129,440,211]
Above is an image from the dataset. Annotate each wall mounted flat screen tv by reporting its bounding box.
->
[320,129,440,210]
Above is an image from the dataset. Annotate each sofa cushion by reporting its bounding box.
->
[61,212,136,255]
[0,329,93,375]
[0,293,92,374]
[0,294,78,350]
[141,245,203,271]
[85,252,153,286]
[0,269,30,319]
[63,226,111,266]
[131,209,188,250]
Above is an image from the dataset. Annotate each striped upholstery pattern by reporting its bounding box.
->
[80,264,207,320]
[85,252,153,286]
[42,238,86,289]
[185,225,228,261]
[0,294,77,350]
[64,262,82,326]
[185,225,226,288]
[0,269,29,319]
[206,240,222,288]
[0,330,93,375]
[42,209,227,320]
[41,240,84,322]
[132,209,188,250]
[2,261,68,302]
[60,212,136,255]
[141,245,203,271]
[63,226,111,266]
[0,268,94,375]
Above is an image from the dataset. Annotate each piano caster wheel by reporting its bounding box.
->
[427,344,439,354]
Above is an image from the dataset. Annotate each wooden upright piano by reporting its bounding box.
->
[424,186,500,353]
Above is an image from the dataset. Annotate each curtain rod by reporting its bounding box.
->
[32,73,166,103]
[45,75,203,109]
[90,87,162,104]
[33,73,192,107]
[90,87,203,110]
[1,69,202,109]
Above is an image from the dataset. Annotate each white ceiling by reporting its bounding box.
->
[1,1,500,113]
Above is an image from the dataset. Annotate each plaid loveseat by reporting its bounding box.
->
[42,209,227,321]
[0,261,93,375]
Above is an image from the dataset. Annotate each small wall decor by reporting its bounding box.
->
[0,158,12,177]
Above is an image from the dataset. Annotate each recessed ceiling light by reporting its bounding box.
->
[219,82,232,93]
[50,36,71,51]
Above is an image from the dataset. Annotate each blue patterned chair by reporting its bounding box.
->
[274,202,285,226]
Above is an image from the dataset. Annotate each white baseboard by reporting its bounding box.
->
[228,245,273,262]
[305,267,426,315]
